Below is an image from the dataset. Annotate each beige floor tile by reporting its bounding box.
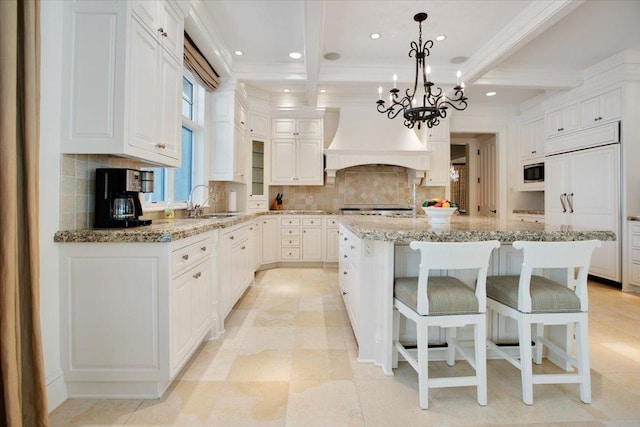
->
[296,310,348,327]
[294,326,346,349]
[253,309,298,327]
[49,399,142,426]
[207,382,289,427]
[227,349,293,382]
[125,380,224,426]
[286,380,364,427]
[242,326,297,352]
[576,372,640,421]
[298,295,342,311]
[177,341,238,382]
[291,349,353,380]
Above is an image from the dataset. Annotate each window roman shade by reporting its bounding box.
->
[183,32,219,91]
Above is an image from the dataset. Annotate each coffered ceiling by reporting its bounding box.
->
[186,0,640,108]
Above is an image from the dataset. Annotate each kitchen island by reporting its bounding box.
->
[337,215,616,375]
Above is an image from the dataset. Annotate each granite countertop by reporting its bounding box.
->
[54,210,339,243]
[513,209,545,215]
[339,215,616,243]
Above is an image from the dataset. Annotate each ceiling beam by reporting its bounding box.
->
[303,1,324,106]
[461,0,585,85]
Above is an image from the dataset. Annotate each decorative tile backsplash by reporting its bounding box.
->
[60,159,444,230]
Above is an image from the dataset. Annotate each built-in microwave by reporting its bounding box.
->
[523,162,544,183]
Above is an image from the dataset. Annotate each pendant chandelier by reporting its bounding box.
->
[376,12,468,129]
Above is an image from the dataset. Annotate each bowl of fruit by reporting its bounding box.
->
[421,198,458,223]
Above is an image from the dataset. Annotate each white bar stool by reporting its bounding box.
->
[485,240,601,405]
[392,240,501,409]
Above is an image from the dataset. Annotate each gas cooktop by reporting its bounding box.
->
[340,207,414,216]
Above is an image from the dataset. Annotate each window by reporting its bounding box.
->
[144,72,205,208]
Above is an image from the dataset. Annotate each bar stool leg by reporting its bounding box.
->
[519,316,534,405]
[475,317,488,406]
[392,309,400,369]
[446,328,456,366]
[533,323,544,364]
[417,322,429,409]
[576,315,591,403]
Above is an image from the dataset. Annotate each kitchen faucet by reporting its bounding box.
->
[187,184,212,217]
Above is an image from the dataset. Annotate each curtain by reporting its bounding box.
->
[0,0,49,425]
[184,32,220,91]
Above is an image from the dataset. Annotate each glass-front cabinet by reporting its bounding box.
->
[249,139,268,211]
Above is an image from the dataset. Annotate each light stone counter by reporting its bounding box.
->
[53,210,338,243]
[339,215,616,243]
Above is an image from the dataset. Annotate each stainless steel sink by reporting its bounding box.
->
[196,213,238,219]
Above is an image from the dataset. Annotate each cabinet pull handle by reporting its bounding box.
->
[230,236,234,240]
[560,193,567,213]
[567,192,574,213]
[303,230,306,233]
[157,27,167,37]
[343,254,348,258]
[182,254,189,260]
[342,291,347,295]
[201,246,206,252]
[193,272,202,279]
[241,246,246,250]
[343,237,348,241]
[557,127,564,132]
[156,143,166,149]
[250,227,253,231]
[263,221,267,224]
[350,245,355,250]
[343,271,347,275]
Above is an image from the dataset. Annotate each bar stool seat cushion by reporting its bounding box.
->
[487,275,581,313]
[394,276,479,315]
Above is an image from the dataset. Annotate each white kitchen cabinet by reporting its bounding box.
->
[513,213,545,223]
[248,219,262,271]
[628,222,640,288]
[261,217,279,265]
[248,139,268,211]
[270,118,323,185]
[59,232,214,398]
[519,118,545,160]
[545,144,620,281]
[302,217,323,261]
[339,226,361,340]
[249,112,269,139]
[580,88,621,128]
[219,223,254,320]
[60,0,187,167]
[325,217,339,262]
[211,81,249,183]
[424,139,450,186]
[546,103,579,138]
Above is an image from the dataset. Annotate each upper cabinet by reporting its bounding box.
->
[424,120,450,186]
[519,118,544,161]
[270,118,324,185]
[545,104,579,138]
[60,0,188,167]
[210,81,248,183]
[249,112,269,139]
[579,88,621,128]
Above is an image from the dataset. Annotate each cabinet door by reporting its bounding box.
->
[296,139,323,184]
[519,119,544,159]
[233,124,247,183]
[250,113,269,138]
[296,118,322,138]
[261,218,278,264]
[272,118,296,137]
[302,227,323,261]
[172,266,197,369]
[326,228,339,261]
[544,155,568,225]
[250,222,262,270]
[425,139,450,186]
[157,1,183,61]
[128,18,158,152]
[599,89,621,122]
[271,139,296,183]
[193,260,211,343]
[546,105,578,137]
[157,52,181,160]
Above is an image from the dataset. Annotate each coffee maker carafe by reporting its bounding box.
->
[95,168,153,228]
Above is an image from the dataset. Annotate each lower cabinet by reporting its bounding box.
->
[219,222,255,321]
[261,217,279,264]
[59,232,215,398]
[628,222,640,289]
[325,217,339,262]
[339,226,361,339]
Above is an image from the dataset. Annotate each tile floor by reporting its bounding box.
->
[50,268,640,426]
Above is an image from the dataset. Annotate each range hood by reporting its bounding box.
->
[324,105,430,186]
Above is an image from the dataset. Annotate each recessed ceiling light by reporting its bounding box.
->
[370,33,381,40]
[319,89,327,93]
[289,52,302,59]
[234,50,244,56]
[283,88,291,93]
[435,35,446,42]
[450,56,467,64]
[323,52,341,61]
[486,91,497,97]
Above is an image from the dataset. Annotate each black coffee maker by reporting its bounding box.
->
[95,168,153,228]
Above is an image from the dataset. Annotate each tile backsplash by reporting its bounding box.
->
[60,159,444,230]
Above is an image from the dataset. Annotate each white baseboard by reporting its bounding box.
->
[46,370,67,413]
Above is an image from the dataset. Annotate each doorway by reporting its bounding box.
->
[450,133,497,217]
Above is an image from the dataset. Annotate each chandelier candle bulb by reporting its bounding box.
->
[456,70,461,86]
[426,65,431,82]
[378,86,382,98]
[393,74,397,88]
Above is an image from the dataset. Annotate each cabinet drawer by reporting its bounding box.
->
[632,248,640,263]
[327,217,338,227]
[302,218,322,226]
[631,263,640,284]
[248,200,267,209]
[172,238,211,275]
[281,227,300,237]
[281,247,301,260]
[281,237,301,247]
[281,218,300,226]
[632,233,640,249]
